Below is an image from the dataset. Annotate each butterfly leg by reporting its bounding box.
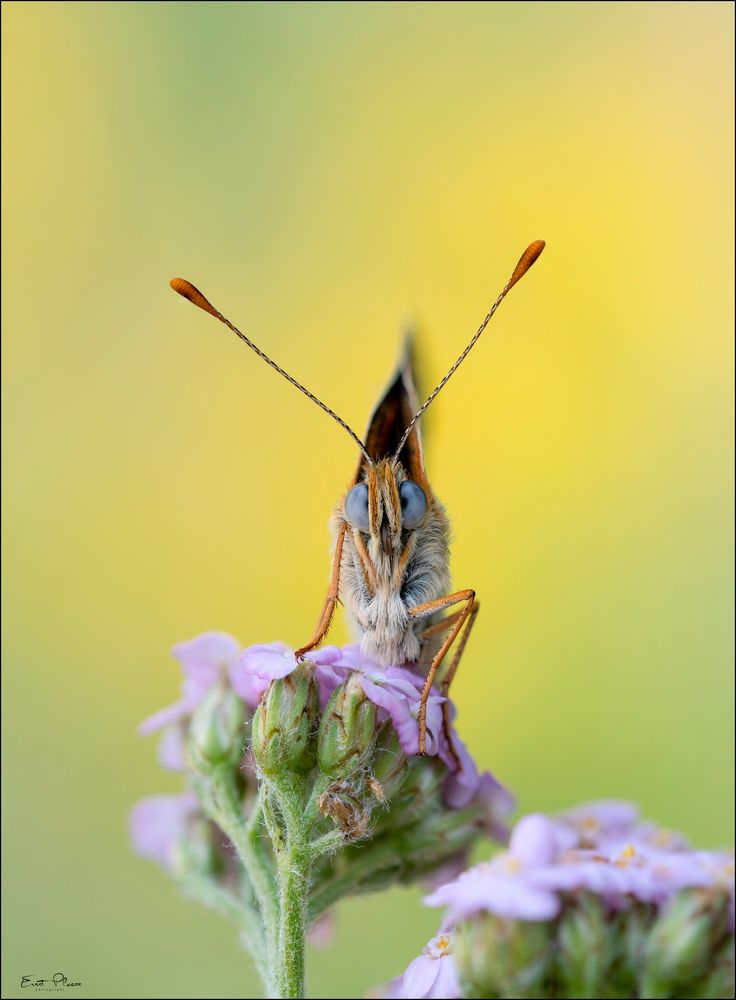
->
[415,598,480,765]
[408,589,476,759]
[415,607,466,642]
[438,599,479,757]
[295,523,347,660]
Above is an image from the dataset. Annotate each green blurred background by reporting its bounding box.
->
[2,2,733,997]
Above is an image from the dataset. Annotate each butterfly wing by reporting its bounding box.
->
[354,338,430,491]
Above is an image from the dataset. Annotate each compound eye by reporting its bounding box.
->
[399,480,427,529]
[345,483,370,531]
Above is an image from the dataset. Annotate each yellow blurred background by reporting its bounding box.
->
[2,2,733,997]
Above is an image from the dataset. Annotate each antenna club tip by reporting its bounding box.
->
[169,277,220,319]
[170,277,197,297]
[508,239,546,289]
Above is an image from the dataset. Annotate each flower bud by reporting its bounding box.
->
[317,672,377,779]
[556,893,615,998]
[251,664,318,775]
[370,724,410,804]
[391,755,444,826]
[370,757,447,847]
[455,913,553,1000]
[170,817,221,880]
[189,684,245,772]
[641,888,732,998]
[698,937,735,999]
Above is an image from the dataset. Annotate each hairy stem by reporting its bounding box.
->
[201,768,280,993]
[268,774,312,999]
[244,790,279,964]
[275,851,308,998]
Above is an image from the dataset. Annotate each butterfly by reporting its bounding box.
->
[171,239,545,760]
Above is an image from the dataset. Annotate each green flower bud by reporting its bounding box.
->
[641,888,732,999]
[409,805,481,858]
[455,913,553,1000]
[189,684,245,773]
[556,893,615,998]
[170,817,221,880]
[251,664,318,775]
[370,723,409,804]
[693,937,735,999]
[388,755,444,828]
[609,903,651,997]
[317,672,377,779]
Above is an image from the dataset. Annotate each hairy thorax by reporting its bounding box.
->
[337,498,451,667]
[360,589,420,665]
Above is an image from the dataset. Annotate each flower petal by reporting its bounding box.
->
[157,725,187,771]
[229,661,270,707]
[400,954,439,999]
[361,674,419,753]
[238,642,297,680]
[510,814,561,868]
[427,955,461,999]
[313,662,350,707]
[172,631,241,671]
[129,792,197,870]
[304,645,345,666]
[440,732,480,804]
[138,699,190,735]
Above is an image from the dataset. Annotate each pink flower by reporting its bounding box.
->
[235,641,299,683]
[156,725,187,771]
[236,641,459,765]
[425,814,565,924]
[128,792,198,870]
[385,933,460,999]
[139,631,245,736]
[534,841,717,908]
[139,632,261,770]
[555,799,639,847]
[425,807,734,931]
[358,664,445,757]
[438,708,479,802]
[234,642,346,706]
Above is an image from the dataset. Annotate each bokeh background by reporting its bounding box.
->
[2,2,733,997]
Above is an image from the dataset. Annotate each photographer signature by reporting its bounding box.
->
[20,973,82,991]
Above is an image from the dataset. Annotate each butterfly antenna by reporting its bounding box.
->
[170,278,371,461]
[393,239,546,459]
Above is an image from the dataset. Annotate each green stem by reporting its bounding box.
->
[275,851,308,998]
[267,774,311,999]
[244,790,280,964]
[201,769,280,994]
[209,771,277,918]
